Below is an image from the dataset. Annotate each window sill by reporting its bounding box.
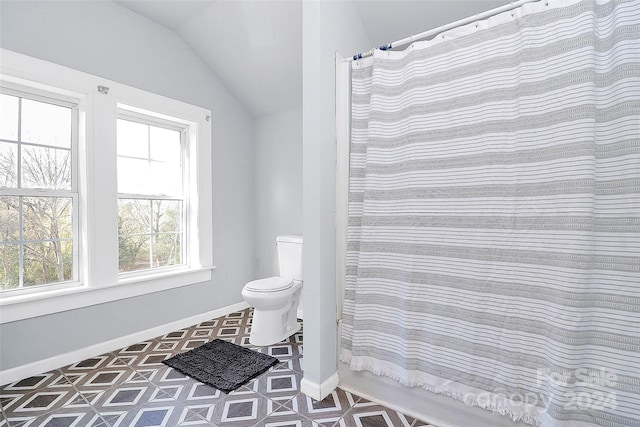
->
[0,266,215,324]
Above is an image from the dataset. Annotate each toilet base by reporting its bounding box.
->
[249,316,300,347]
[249,288,301,346]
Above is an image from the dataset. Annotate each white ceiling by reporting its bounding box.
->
[113,0,213,31]
[114,0,508,118]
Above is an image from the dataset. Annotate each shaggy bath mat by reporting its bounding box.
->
[162,339,279,393]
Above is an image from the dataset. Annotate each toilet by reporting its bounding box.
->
[242,235,303,346]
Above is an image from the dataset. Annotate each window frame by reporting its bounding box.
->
[116,110,189,276]
[0,49,214,323]
[0,84,81,296]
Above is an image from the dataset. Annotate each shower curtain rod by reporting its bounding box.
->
[352,0,542,60]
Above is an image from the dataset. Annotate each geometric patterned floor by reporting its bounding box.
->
[0,308,437,426]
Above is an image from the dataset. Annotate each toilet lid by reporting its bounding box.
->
[245,277,293,293]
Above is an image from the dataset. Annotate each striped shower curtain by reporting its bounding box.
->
[340,0,640,426]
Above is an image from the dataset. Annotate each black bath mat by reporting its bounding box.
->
[162,339,279,393]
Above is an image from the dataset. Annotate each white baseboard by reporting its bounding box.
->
[0,301,250,386]
[301,372,340,401]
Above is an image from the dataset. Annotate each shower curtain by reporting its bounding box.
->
[340,0,640,426]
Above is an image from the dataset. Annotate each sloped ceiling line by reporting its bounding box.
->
[113,0,507,118]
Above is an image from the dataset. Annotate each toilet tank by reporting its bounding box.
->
[277,235,303,280]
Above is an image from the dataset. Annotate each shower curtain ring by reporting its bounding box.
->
[441,24,445,39]
[511,1,515,17]
[475,13,480,28]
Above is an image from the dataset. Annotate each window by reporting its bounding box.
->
[1,49,213,323]
[117,115,185,273]
[0,89,78,293]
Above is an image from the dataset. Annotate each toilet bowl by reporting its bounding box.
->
[242,278,302,346]
[242,235,303,346]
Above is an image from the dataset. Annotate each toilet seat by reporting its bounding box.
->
[244,277,293,293]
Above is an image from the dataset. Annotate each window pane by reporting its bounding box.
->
[21,98,71,148]
[0,197,19,242]
[150,126,180,163]
[119,235,150,272]
[153,200,182,232]
[0,142,18,188]
[22,197,72,241]
[0,94,19,141]
[118,199,150,235]
[23,240,72,286]
[117,119,148,158]
[150,161,182,196]
[21,146,71,189]
[117,115,186,275]
[0,243,19,290]
[117,157,150,194]
[153,233,182,267]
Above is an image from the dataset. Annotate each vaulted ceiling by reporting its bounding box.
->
[114,0,507,118]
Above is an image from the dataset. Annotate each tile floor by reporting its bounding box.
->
[0,308,436,427]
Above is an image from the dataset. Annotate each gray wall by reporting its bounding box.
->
[301,0,371,387]
[254,108,303,279]
[0,0,256,370]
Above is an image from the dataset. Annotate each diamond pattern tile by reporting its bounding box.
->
[1,372,56,392]
[258,411,313,426]
[312,417,346,427]
[101,399,211,427]
[341,403,416,427]
[7,403,105,427]
[284,388,360,420]
[74,366,139,393]
[265,344,301,361]
[1,308,436,427]
[2,371,81,424]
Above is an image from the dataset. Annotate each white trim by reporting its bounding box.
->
[0,300,249,386]
[0,49,214,322]
[300,372,340,401]
[335,54,351,321]
[0,267,214,323]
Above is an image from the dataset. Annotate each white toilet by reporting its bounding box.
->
[242,235,303,346]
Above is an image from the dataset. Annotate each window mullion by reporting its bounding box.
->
[117,193,181,201]
[17,97,22,190]
[17,97,23,289]
[1,189,75,198]
[147,122,153,271]
[18,196,24,288]
[70,106,79,284]
[86,87,119,286]
[71,192,79,284]
[149,199,153,270]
